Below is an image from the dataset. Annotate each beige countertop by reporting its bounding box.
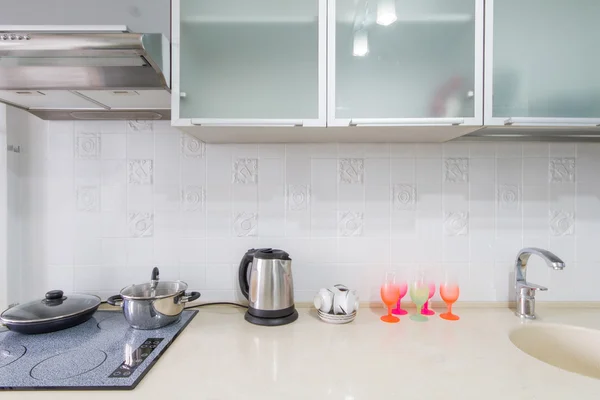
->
[4,305,600,399]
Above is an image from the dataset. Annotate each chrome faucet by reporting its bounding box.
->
[515,248,565,319]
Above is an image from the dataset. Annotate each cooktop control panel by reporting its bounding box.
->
[109,338,164,378]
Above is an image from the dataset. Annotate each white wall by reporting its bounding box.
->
[0,105,6,310]
[7,112,600,305]
[0,0,170,38]
[5,107,48,307]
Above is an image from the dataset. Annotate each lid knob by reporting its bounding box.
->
[45,290,64,300]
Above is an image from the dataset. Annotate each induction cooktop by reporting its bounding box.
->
[0,310,197,390]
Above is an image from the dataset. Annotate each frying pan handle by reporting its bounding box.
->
[106,295,124,307]
[238,249,255,300]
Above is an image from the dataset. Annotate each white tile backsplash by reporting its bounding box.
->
[4,110,600,306]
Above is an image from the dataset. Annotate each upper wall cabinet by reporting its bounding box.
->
[328,0,484,127]
[171,0,326,127]
[485,0,600,127]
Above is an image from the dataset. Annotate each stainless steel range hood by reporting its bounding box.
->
[0,26,171,120]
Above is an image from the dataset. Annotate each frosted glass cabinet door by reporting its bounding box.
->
[172,0,326,126]
[487,0,600,125]
[329,0,483,126]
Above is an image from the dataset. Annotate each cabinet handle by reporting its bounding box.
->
[504,117,600,127]
[349,118,464,126]
[191,119,304,127]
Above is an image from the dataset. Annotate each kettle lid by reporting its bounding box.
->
[254,248,291,260]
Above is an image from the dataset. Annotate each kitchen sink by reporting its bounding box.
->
[510,324,600,380]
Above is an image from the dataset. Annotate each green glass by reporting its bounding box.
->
[409,284,430,322]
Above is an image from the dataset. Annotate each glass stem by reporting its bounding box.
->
[448,303,453,314]
[387,305,392,317]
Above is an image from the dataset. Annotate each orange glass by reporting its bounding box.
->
[380,272,401,323]
[440,284,460,321]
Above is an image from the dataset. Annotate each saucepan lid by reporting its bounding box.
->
[120,281,188,300]
[0,290,101,325]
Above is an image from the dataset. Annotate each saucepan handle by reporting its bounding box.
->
[178,291,201,304]
[106,295,124,307]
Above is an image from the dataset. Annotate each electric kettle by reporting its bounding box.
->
[238,248,298,326]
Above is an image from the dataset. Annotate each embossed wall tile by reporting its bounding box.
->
[233,212,258,237]
[549,210,575,236]
[498,185,521,210]
[181,134,205,158]
[129,212,154,238]
[549,158,576,183]
[128,160,153,185]
[75,132,100,159]
[339,211,364,237]
[339,159,364,184]
[182,186,205,212]
[444,212,469,236]
[233,158,258,184]
[393,184,416,210]
[127,120,153,133]
[76,186,100,212]
[444,158,469,183]
[287,185,310,211]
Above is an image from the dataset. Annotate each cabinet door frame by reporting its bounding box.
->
[327,0,484,127]
[171,0,327,127]
[484,0,600,128]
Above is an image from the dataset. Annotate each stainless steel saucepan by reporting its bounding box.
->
[107,267,200,330]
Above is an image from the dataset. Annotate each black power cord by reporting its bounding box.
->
[184,302,248,309]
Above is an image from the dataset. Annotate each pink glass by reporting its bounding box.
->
[391,282,408,316]
[421,282,436,316]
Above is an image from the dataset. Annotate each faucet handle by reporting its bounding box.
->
[517,281,548,296]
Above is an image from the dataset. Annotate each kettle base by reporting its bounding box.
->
[244,310,298,327]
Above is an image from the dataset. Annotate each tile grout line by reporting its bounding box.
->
[493,145,498,300]
[202,138,207,285]
[388,145,392,271]
[441,149,446,271]
[574,144,578,267]
[283,144,288,240]
[467,146,472,285]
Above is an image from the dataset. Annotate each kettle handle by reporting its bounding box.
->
[238,249,255,300]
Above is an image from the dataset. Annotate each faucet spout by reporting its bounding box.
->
[516,248,566,283]
[514,248,565,319]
